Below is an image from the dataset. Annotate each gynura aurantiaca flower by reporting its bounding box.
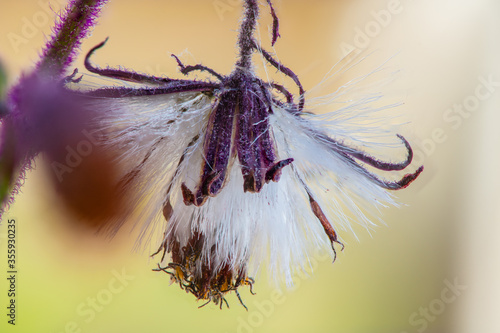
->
[1,0,423,309]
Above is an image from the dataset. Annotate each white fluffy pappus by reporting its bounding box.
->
[78,69,418,288]
[62,0,423,309]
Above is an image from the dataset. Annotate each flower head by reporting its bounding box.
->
[1,0,423,309]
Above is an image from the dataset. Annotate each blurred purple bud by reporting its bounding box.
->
[0,118,16,206]
[0,0,109,218]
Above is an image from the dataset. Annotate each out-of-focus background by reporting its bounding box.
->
[0,0,499,332]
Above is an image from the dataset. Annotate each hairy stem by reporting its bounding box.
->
[38,0,108,78]
[237,0,259,69]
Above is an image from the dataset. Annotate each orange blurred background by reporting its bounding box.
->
[0,1,499,332]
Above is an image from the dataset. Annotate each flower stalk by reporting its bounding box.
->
[38,0,108,78]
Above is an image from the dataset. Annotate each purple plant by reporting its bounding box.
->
[1,0,108,210]
[1,0,423,309]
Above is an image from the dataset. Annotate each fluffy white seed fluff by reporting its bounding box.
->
[83,79,404,285]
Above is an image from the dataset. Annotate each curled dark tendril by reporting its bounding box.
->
[266,0,280,46]
[171,54,224,82]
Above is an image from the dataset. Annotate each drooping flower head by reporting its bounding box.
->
[1,0,423,309]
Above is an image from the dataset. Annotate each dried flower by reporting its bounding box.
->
[1,0,423,309]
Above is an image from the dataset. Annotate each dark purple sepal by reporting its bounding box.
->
[252,42,305,111]
[182,91,237,206]
[265,158,294,183]
[333,134,414,171]
[271,82,294,104]
[377,165,424,190]
[201,92,237,194]
[307,192,344,262]
[181,183,196,206]
[85,39,207,86]
[236,82,274,192]
[85,82,218,98]
[265,0,280,46]
[171,54,224,82]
